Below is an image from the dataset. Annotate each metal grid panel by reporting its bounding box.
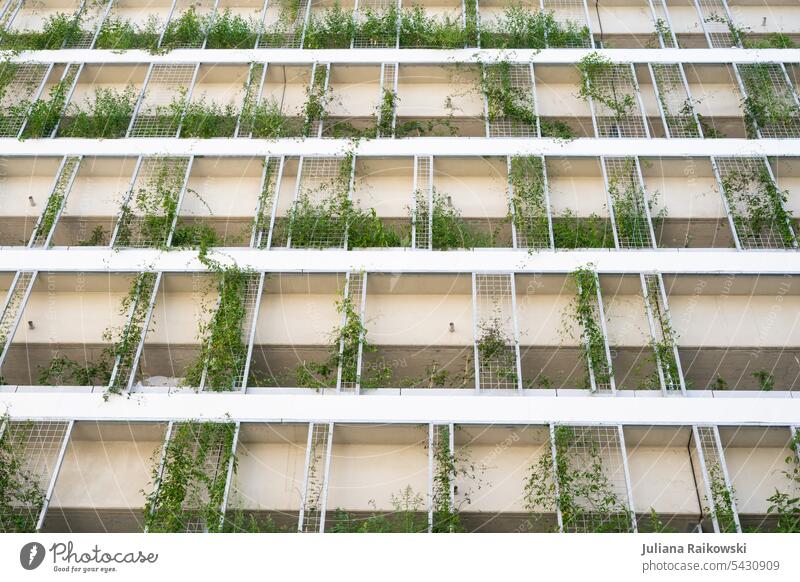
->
[575,272,614,393]
[305,63,328,138]
[428,423,456,532]
[0,0,23,30]
[353,0,396,48]
[738,64,800,139]
[0,420,70,532]
[696,0,736,48]
[254,157,281,248]
[542,0,592,47]
[236,63,266,138]
[651,63,700,138]
[649,0,677,48]
[510,156,551,249]
[412,155,432,250]
[338,272,365,393]
[486,64,536,138]
[603,157,652,249]
[474,274,518,390]
[0,272,34,359]
[0,63,48,137]
[715,156,793,249]
[232,273,262,390]
[129,65,196,138]
[288,156,349,249]
[641,273,684,392]
[116,156,190,248]
[300,422,332,533]
[29,156,80,249]
[65,0,109,48]
[174,423,231,533]
[591,65,647,138]
[258,0,309,48]
[692,426,740,533]
[163,0,216,49]
[378,62,397,136]
[557,425,633,533]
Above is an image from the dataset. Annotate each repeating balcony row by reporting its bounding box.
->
[2,270,800,393]
[3,154,800,252]
[1,59,800,140]
[0,0,797,51]
[1,418,797,533]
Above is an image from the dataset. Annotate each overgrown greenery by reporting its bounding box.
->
[739,64,800,139]
[427,190,494,250]
[476,316,517,385]
[719,163,795,248]
[481,61,537,134]
[184,260,254,392]
[0,12,87,50]
[431,425,463,532]
[553,211,614,249]
[564,267,612,390]
[480,6,590,49]
[160,7,206,50]
[765,429,800,532]
[19,80,69,139]
[115,159,185,248]
[143,421,236,532]
[95,16,161,51]
[606,158,651,248]
[524,425,633,532]
[206,9,260,49]
[179,96,238,138]
[57,86,137,138]
[303,2,355,49]
[399,7,466,48]
[0,416,47,532]
[509,156,550,248]
[577,52,637,128]
[329,487,428,532]
[303,65,330,137]
[705,461,738,533]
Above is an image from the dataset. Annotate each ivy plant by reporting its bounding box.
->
[143,421,236,533]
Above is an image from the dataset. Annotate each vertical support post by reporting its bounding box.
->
[0,271,38,373]
[427,423,434,532]
[48,63,84,137]
[471,272,480,392]
[509,273,524,392]
[35,420,74,532]
[240,272,265,393]
[712,425,742,532]
[710,156,743,250]
[157,0,181,48]
[318,421,334,533]
[640,273,669,395]
[164,156,195,247]
[354,273,368,394]
[648,63,672,138]
[594,275,616,394]
[217,421,240,531]
[144,421,174,533]
[264,156,285,250]
[617,424,638,532]
[28,156,82,249]
[691,425,720,533]
[599,157,622,250]
[297,421,314,532]
[125,64,155,138]
[629,63,651,139]
[123,271,162,393]
[549,423,564,532]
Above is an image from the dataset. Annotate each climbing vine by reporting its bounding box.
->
[329,487,428,533]
[480,7,589,49]
[0,416,47,533]
[739,64,800,139]
[643,277,681,390]
[143,421,236,533]
[765,429,800,532]
[481,61,537,132]
[577,53,637,125]
[719,163,795,248]
[509,156,550,249]
[524,425,633,532]
[302,65,331,137]
[564,267,612,389]
[476,317,517,385]
[705,461,738,533]
[58,86,138,138]
[606,158,651,247]
[431,425,463,532]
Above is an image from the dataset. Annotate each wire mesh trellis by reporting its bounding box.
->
[650,63,700,138]
[0,0,23,31]
[485,63,537,138]
[589,65,648,138]
[236,63,266,138]
[474,274,519,390]
[714,156,795,250]
[0,272,34,363]
[114,156,191,248]
[378,62,397,137]
[0,63,49,137]
[353,0,397,48]
[641,273,684,392]
[253,157,281,248]
[412,155,433,250]
[509,156,552,250]
[338,272,366,393]
[553,425,635,533]
[695,0,737,48]
[737,64,800,139]
[258,0,309,48]
[573,270,615,393]
[128,64,196,138]
[29,156,81,249]
[0,420,71,533]
[428,423,456,532]
[64,0,108,48]
[691,426,740,533]
[300,422,332,533]
[648,0,677,48]
[305,63,329,138]
[602,157,653,249]
[287,156,351,249]
[542,0,592,47]
[162,0,216,49]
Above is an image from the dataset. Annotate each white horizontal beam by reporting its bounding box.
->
[3,248,800,275]
[0,392,797,425]
[0,138,799,158]
[9,48,800,65]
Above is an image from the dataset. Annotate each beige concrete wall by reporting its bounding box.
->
[146,279,216,344]
[548,175,610,216]
[52,439,160,509]
[256,292,340,344]
[69,65,146,106]
[327,443,428,511]
[670,295,800,347]
[63,158,136,217]
[517,293,581,346]
[628,446,701,514]
[184,158,262,216]
[365,292,473,346]
[0,159,62,218]
[353,159,413,216]
[604,294,651,347]
[231,442,305,511]
[725,445,796,514]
